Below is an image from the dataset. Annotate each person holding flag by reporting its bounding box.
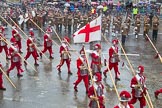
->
[129,65,147,108]
[103,39,120,81]
[56,37,72,75]
[73,46,89,93]
[24,34,39,66]
[7,38,23,77]
[91,44,102,75]
[40,29,53,59]
[88,73,105,108]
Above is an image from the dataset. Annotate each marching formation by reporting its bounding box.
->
[0,0,162,108]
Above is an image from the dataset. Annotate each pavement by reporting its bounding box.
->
[0,17,162,108]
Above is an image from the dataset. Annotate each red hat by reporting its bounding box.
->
[93,73,102,82]
[63,36,70,43]
[94,44,101,49]
[29,31,34,37]
[120,90,131,102]
[46,28,52,33]
[137,65,144,73]
[112,39,118,45]
[80,46,85,55]
[12,29,18,36]
[0,26,5,33]
[10,37,16,43]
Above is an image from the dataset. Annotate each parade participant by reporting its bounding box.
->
[0,28,9,60]
[102,17,107,35]
[114,91,134,108]
[56,37,72,75]
[154,88,162,99]
[0,63,6,91]
[134,18,141,39]
[40,29,53,59]
[143,17,150,40]
[73,47,89,93]
[7,38,23,77]
[129,65,147,108]
[121,21,128,45]
[29,28,34,37]
[63,14,68,32]
[73,13,79,32]
[91,44,102,75]
[88,73,105,108]
[12,27,22,53]
[152,16,159,41]
[24,34,39,66]
[103,39,120,80]
[67,13,73,36]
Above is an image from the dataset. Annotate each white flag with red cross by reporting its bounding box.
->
[73,15,101,43]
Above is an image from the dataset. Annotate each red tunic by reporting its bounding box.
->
[44,33,52,47]
[88,83,105,108]
[130,74,146,97]
[77,57,88,76]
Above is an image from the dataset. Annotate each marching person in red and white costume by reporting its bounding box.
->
[24,34,39,66]
[73,47,89,93]
[154,88,162,99]
[88,73,105,108]
[103,39,120,80]
[12,26,22,53]
[128,65,147,108]
[91,44,102,75]
[46,23,53,35]
[0,63,6,91]
[114,90,134,108]
[7,38,23,77]
[29,28,34,38]
[56,37,72,75]
[40,28,53,59]
[0,27,9,60]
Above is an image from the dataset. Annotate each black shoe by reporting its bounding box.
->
[74,87,78,92]
[0,87,6,91]
[154,92,158,99]
[103,72,107,78]
[40,53,42,59]
[7,72,9,77]
[68,72,73,75]
[86,91,88,94]
[34,63,39,66]
[49,56,54,59]
[19,51,23,54]
[115,77,120,81]
[24,61,27,65]
[17,74,23,77]
[6,57,10,60]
